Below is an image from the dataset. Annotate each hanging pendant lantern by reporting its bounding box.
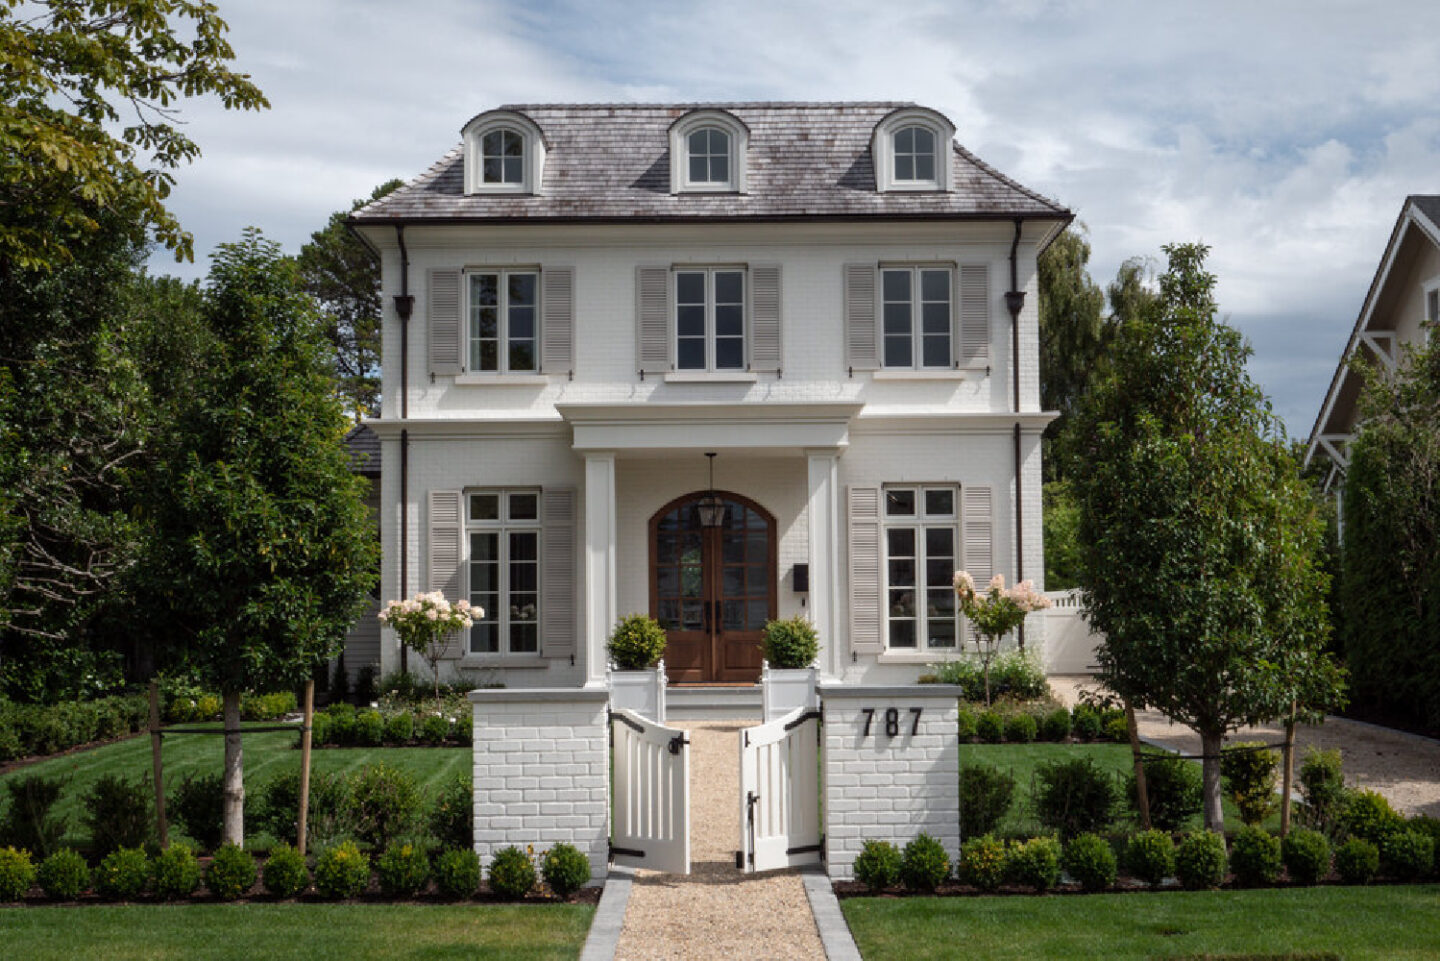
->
[697,452,727,528]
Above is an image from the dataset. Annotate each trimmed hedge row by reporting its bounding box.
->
[309,703,471,748]
[957,702,1129,745]
[0,695,149,763]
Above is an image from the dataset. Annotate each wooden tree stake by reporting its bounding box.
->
[149,680,169,848]
[1281,700,1297,836]
[297,679,315,856]
[1126,700,1151,831]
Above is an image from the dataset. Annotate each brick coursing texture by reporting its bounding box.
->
[471,690,610,883]
[820,686,961,880]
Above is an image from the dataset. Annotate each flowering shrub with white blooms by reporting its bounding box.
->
[952,572,1051,705]
[378,592,479,698]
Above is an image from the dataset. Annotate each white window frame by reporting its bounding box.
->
[466,268,540,374]
[880,264,954,369]
[465,490,542,657]
[673,266,747,372]
[871,107,954,193]
[670,109,748,194]
[1423,276,1440,345]
[461,111,546,195]
[881,485,961,653]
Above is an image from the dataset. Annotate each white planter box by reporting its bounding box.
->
[762,662,818,722]
[608,660,667,722]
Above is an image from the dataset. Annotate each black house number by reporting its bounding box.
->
[860,707,922,739]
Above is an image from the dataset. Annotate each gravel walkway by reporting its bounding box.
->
[1051,676,1440,818]
[613,719,826,961]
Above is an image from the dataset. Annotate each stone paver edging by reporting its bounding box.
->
[579,867,634,961]
[802,866,863,961]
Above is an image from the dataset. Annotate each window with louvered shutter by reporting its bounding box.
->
[428,490,464,658]
[844,264,879,371]
[848,485,883,655]
[541,488,576,660]
[541,267,574,375]
[750,264,781,373]
[428,269,463,376]
[961,485,994,645]
[636,265,671,375]
[958,264,991,368]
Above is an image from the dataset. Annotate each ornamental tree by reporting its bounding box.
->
[143,230,379,845]
[952,572,1051,706]
[1067,242,1343,832]
[377,592,477,701]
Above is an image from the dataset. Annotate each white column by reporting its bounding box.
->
[583,452,617,687]
[806,449,841,680]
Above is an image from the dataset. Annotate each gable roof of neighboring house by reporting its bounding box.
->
[344,424,381,477]
[351,102,1069,225]
[1306,195,1440,477]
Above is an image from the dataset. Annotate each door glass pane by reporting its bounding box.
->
[746,599,768,630]
[657,566,678,595]
[681,600,703,630]
[658,599,680,630]
[723,566,744,594]
[723,599,742,630]
[723,534,745,564]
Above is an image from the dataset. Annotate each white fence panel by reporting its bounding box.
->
[1044,589,1101,674]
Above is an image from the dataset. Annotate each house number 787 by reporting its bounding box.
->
[860,707,922,738]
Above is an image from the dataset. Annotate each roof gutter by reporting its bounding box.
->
[393,226,415,673]
[1005,217,1028,649]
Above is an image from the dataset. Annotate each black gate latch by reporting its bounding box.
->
[667,735,685,756]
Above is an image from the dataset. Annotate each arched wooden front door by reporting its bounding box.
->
[650,492,776,684]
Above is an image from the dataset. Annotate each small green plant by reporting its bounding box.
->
[976,710,1004,744]
[83,773,153,855]
[1340,790,1404,845]
[1070,705,1102,741]
[354,709,385,747]
[1126,829,1175,888]
[94,847,149,900]
[541,842,591,899]
[1062,833,1116,892]
[262,843,309,898]
[421,713,451,745]
[959,763,1015,838]
[957,834,1007,892]
[1007,836,1061,892]
[1335,837,1379,885]
[956,705,978,740]
[347,763,421,848]
[206,843,257,900]
[170,773,225,852]
[1103,715,1131,743]
[1380,830,1434,881]
[314,841,371,899]
[605,613,667,670]
[36,848,89,900]
[1296,747,1346,834]
[1034,757,1118,839]
[1229,825,1281,887]
[434,847,481,899]
[376,841,430,897]
[152,843,201,899]
[1040,707,1072,742]
[900,833,950,892]
[0,774,68,858]
[852,839,902,892]
[0,846,36,900]
[1004,712,1038,744]
[1174,830,1227,890]
[1221,743,1279,826]
[487,845,536,899]
[760,616,819,669]
[384,711,414,744]
[1281,828,1331,885]
[429,774,472,851]
[1128,752,1202,833]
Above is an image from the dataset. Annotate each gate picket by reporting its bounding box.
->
[739,706,822,873]
[611,708,690,875]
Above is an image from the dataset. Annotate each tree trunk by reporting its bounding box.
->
[222,690,245,847]
[1200,729,1225,833]
[1281,704,1297,836]
[1126,701,1151,831]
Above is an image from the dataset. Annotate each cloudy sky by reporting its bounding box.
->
[151,0,1440,439]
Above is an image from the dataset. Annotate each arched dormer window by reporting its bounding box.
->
[670,110,748,194]
[462,110,547,195]
[872,107,955,193]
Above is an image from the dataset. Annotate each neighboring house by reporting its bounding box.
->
[1306,195,1440,524]
[349,102,1070,690]
[334,424,382,690]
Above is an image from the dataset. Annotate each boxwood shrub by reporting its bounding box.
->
[957,834,1007,892]
[36,848,89,900]
[1335,837,1379,885]
[434,848,481,899]
[487,845,536,899]
[1281,828,1331,885]
[900,833,950,892]
[152,843,201,900]
[314,841,371,899]
[1174,830,1227,890]
[169,773,225,852]
[1004,712,1038,744]
[376,841,430,897]
[541,842,591,899]
[1062,833,1116,892]
[1380,830,1434,881]
[852,839,902,893]
[94,847,149,900]
[206,843,257,900]
[0,846,36,901]
[262,843,310,898]
[1229,825,1281,887]
[976,710,1005,744]
[1034,757,1117,839]
[83,773,153,855]
[1070,705,1102,742]
[1127,752,1202,833]
[1126,829,1175,888]
[1040,708,1072,742]
[959,763,1014,838]
[1007,836,1061,892]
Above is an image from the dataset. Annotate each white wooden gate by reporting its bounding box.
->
[738,706,822,872]
[611,708,690,875]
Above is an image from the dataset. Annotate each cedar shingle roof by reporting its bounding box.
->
[352,102,1068,224]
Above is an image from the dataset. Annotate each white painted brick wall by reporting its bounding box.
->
[470,689,610,884]
[820,685,960,880]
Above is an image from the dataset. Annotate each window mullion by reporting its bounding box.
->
[707,270,717,371]
[499,526,511,654]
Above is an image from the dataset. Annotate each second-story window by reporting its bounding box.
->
[882,266,952,368]
[481,129,524,184]
[675,268,745,371]
[469,270,538,373]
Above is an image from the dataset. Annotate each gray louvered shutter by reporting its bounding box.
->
[749,264,782,373]
[541,267,574,375]
[541,487,577,660]
[848,485,884,655]
[961,485,994,644]
[636,265,671,375]
[428,490,465,658]
[844,264,879,371]
[958,265,990,368]
[428,269,464,376]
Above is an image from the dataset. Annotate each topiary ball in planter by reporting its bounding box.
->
[606,614,667,670]
[852,839,902,893]
[1174,830,1227,890]
[541,842,591,899]
[760,616,819,669]
[488,845,536,899]
[900,833,950,892]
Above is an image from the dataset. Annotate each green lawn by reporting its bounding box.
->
[0,723,468,847]
[0,903,593,961]
[843,884,1440,961]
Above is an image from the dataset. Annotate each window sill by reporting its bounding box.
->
[459,656,549,670]
[871,369,968,381]
[876,650,959,664]
[454,373,551,386]
[663,371,758,383]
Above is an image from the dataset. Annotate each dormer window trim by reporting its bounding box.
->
[872,107,955,194]
[462,110,547,196]
[669,109,749,195]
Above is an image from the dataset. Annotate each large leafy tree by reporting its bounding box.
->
[0,0,267,270]
[1038,225,1106,482]
[144,230,379,843]
[297,180,402,420]
[1068,243,1342,831]
[1341,335,1440,731]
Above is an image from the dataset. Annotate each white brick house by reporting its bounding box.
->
[350,102,1070,691]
